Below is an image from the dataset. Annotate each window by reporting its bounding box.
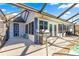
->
[58,24,67,33]
[32,22,34,34]
[54,25,57,36]
[29,21,34,35]
[39,20,48,30]
[66,25,70,31]
[58,24,62,33]
[39,21,43,29]
[44,21,48,29]
[25,24,28,33]
[49,24,52,36]
[29,23,31,34]
[63,24,66,32]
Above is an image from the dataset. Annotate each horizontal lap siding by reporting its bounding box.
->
[9,22,25,39]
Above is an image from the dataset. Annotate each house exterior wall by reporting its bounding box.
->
[9,11,74,43]
[9,12,36,42]
[9,22,25,39]
[38,18,63,37]
[75,25,79,35]
[39,18,57,35]
[25,12,37,42]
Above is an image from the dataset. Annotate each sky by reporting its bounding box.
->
[0,3,79,22]
[0,3,21,14]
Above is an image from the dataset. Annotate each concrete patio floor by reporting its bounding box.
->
[0,36,79,56]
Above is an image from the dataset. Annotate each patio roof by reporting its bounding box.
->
[13,16,25,23]
[0,3,79,24]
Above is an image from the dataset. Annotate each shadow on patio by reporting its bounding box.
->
[0,36,79,56]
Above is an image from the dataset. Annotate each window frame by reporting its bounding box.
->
[39,20,48,30]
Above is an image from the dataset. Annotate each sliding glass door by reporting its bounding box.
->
[54,25,57,36]
[49,24,52,36]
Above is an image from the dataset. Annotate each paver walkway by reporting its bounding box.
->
[0,36,79,56]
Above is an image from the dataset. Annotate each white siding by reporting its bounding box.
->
[9,11,75,43]
[9,12,36,42]
[25,12,37,24]
[28,35,34,43]
[9,22,13,39]
[19,23,25,37]
[9,22,25,39]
